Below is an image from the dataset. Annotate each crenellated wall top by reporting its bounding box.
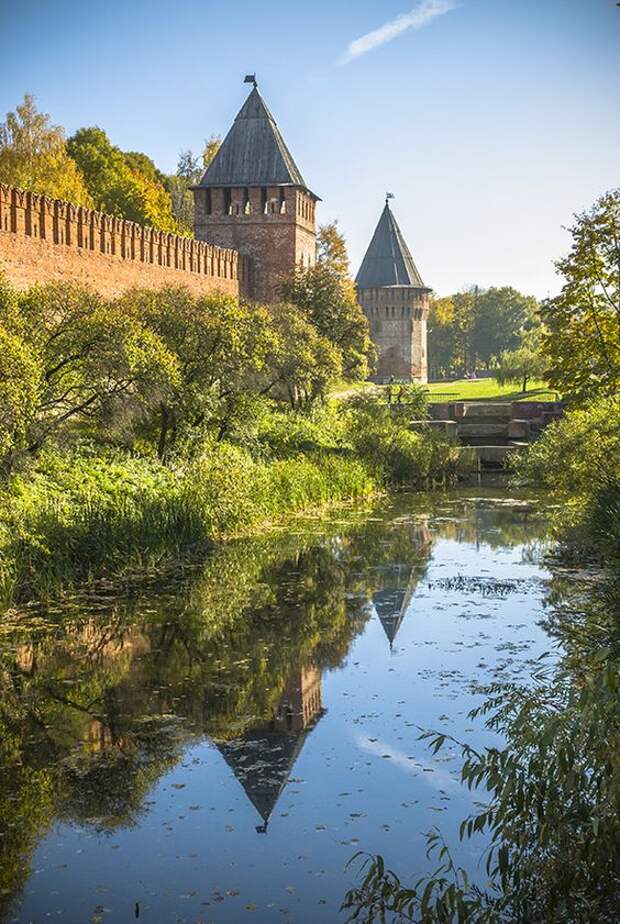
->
[0,182,248,285]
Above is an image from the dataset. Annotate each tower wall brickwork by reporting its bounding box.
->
[194,184,316,302]
[0,183,251,298]
[358,285,429,383]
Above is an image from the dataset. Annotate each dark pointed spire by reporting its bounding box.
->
[214,669,324,831]
[197,85,311,190]
[217,728,307,829]
[356,200,426,289]
[372,588,409,647]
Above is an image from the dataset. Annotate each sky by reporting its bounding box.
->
[1,0,618,297]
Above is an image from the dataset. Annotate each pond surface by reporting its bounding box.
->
[1,488,560,923]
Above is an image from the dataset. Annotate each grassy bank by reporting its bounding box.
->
[0,444,375,607]
[0,393,464,608]
[424,377,557,403]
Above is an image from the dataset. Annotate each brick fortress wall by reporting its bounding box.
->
[0,184,253,299]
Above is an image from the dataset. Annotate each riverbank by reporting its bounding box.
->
[0,445,373,607]
[0,391,465,608]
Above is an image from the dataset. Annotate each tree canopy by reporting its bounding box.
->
[540,188,620,402]
[496,342,547,393]
[428,286,541,379]
[166,137,221,234]
[278,223,375,381]
[0,94,92,205]
[471,286,538,368]
[0,277,344,468]
[66,127,182,232]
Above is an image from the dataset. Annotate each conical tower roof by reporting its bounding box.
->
[372,589,409,647]
[217,727,311,829]
[356,201,426,289]
[197,86,313,192]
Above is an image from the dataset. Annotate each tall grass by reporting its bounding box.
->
[0,444,375,606]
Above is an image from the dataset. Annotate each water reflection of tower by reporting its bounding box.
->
[371,522,432,650]
[216,665,325,833]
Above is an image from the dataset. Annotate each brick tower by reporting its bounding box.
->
[192,79,319,301]
[356,198,431,383]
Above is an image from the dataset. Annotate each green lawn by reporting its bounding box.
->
[330,378,559,403]
[423,378,559,403]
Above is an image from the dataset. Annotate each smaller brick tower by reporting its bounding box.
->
[192,79,319,301]
[356,198,431,383]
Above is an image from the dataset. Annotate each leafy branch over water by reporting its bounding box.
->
[343,576,620,923]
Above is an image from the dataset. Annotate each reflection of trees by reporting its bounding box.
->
[400,490,552,550]
[0,510,432,917]
[0,490,553,918]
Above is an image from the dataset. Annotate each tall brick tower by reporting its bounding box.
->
[356,198,431,383]
[192,79,319,301]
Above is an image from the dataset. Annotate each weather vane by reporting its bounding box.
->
[244,74,258,88]
[386,191,395,205]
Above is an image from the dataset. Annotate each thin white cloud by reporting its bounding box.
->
[342,0,457,64]
[354,734,460,791]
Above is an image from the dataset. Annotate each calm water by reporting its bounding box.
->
[1,489,559,923]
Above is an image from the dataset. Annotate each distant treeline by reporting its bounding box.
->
[428,285,540,380]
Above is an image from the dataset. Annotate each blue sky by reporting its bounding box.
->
[1,0,618,296]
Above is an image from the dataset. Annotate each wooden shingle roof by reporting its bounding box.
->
[197,86,316,194]
[356,202,426,289]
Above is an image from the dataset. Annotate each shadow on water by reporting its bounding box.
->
[0,488,554,922]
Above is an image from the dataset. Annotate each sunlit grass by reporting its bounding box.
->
[330,378,559,403]
[424,378,558,402]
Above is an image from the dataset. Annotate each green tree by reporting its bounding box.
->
[279,263,374,381]
[471,286,539,369]
[0,94,92,205]
[317,220,350,275]
[428,295,460,379]
[67,127,180,232]
[0,324,41,465]
[540,189,620,402]
[118,287,280,454]
[496,331,547,393]
[166,137,221,234]
[0,279,177,461]
[267,302,342,408]
[279,219,375,380]
[428,290,476,378]
[123,150,167,187]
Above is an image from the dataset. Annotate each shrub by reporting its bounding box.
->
[254,401,345,458]
[342,390,457,486]
[514,396,620,559]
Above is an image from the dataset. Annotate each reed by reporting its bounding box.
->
[0,445,376,607]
